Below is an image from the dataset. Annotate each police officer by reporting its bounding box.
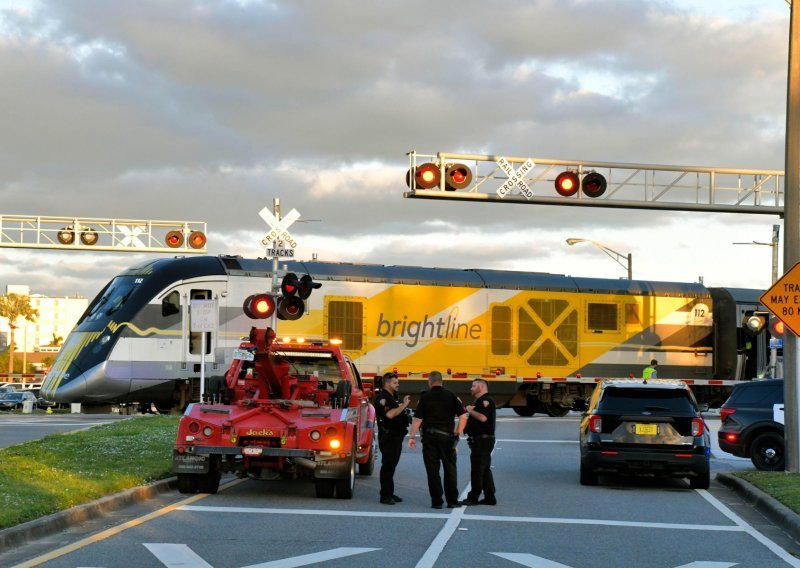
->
[460,378,497,506]
[374,372,410,505]
[408,370,467,509]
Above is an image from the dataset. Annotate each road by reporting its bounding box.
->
[0,412,130,449]
[2,410,799,568]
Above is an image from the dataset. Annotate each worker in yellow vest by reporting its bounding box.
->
[643,359,658,380]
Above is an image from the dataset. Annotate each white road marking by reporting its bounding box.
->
[491,552,573,567]
[143,543,213,567]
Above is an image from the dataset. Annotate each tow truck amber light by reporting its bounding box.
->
[188,231,206,249]
[691,418,704,437]
[329,439,342,450]
[588,415,602,433]
[329,338,342,345]
[165,230,184,248]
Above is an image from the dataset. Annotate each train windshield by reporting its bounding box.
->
[81,276,143,324]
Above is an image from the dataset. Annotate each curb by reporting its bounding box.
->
[716,472,800,543]
[0,477,177,551]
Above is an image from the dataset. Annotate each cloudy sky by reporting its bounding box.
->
[0,0,792,300]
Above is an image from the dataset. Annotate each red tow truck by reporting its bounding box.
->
[173,326,376,498]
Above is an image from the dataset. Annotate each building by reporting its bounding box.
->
[0,285,88,353]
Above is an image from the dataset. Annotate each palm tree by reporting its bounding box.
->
[0,293,39,374]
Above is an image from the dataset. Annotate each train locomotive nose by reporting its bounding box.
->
[45,362,88,403]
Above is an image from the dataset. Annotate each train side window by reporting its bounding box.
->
[189,289,211,355]
[326,298,365,352]
[162,291,180,317]
[587,302,618,332]
[491,305,512,356]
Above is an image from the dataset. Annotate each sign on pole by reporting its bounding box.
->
[760,262,800,337]
[495,157,535,200]
[190,299,218,403]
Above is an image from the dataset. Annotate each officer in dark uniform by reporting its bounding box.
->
[374,372,410,505]
[460,378,497,506]
[408,370,467,509]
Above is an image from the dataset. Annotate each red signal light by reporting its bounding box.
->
[444,163,472,191]
[166,230,184,248]
[770,318,785,338]
[406,162,441,190]
[554,172,580,197]
[281,273,299,296]
[277,296,305,321]
[581,172,607,198]
[243,293,275,319]
[188,231,206,249]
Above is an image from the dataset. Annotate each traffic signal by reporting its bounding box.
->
[554,171,607,198]
[297,274,322,299]
[406,162,441,190]
[742,311,768,336]
[277,296,305,320]
[57,226,75,245]
[166,230,184,248]
[188,231,207,249]
[275,273,321,320]
[243,293,276,319]
[444,163,472,191]
[769,317,785,338]
[80,228,99,246]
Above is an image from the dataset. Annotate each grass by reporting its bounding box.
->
[0,415,179,530]
[733,470,800,513]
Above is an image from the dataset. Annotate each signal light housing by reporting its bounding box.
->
[742,311,768,336]
[277,295,305,321]
[188,231,206,249]
[281,273,299,297]
[554,172,580,197]
[297,274,321,300]
[80,228,99,246]
[57,227,75,245]
[582,172,607,198]
[406,162,441,190]
[444,163,472,191]
[166,230,184,248]
[243,293,276,319]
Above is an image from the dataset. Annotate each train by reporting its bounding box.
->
[41,255,775,414]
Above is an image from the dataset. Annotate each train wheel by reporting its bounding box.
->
[544,404,570,417]
[177,474,198,494]
[513,406,535,417]
[315,478,335,498]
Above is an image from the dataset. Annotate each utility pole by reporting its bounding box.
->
[784,0,800,473]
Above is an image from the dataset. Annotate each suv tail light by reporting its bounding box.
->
[588,415,602,433]
[691,417,704,437]
[719,407,736,424]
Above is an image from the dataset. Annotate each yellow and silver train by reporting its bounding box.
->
[42,256,770,414]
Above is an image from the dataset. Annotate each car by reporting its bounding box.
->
[0,390,38,411]
[717,378,784,471]
[579,379,711,489]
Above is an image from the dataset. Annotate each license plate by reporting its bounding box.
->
[233,349,255,361]
[172,453,210,473]
[635,423,658,435]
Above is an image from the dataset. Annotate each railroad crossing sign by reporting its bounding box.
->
[496,157,535,200]
[259,207,300,248]
[761,261,800,337]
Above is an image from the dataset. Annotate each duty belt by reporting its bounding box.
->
[468,434,495,439]
[424,427,454,437]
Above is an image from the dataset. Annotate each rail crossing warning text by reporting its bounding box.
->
[761,262,800,337]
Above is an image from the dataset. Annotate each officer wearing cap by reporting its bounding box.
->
[374,372,410,505]
[408,370,467,509]
[460,378,497,506]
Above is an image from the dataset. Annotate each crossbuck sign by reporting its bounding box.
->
[259,207,300,248]
[496,157,535,200]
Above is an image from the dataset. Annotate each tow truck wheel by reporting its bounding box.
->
[358,439,375,476]
[335,444,356,499]
[197,456,222,494]
[178,474,199,494]
[315,478,335,498]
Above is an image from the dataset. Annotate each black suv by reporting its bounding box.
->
[579,379,711,488]
[718,379,784,471]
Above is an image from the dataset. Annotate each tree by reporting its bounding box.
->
[0,293,39,374]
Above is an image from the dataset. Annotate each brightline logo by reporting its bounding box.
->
[376,308,482,347]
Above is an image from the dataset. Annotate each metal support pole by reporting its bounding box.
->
[784,0,800,473]
[270,198,280,331]
[627,253,633,281]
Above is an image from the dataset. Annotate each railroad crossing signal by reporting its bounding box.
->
[496,157,535,200]
[259,206,300,249]
[760,262,800,337]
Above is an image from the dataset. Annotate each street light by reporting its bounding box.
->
[566,238,633,280]
[733,224,781,284]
